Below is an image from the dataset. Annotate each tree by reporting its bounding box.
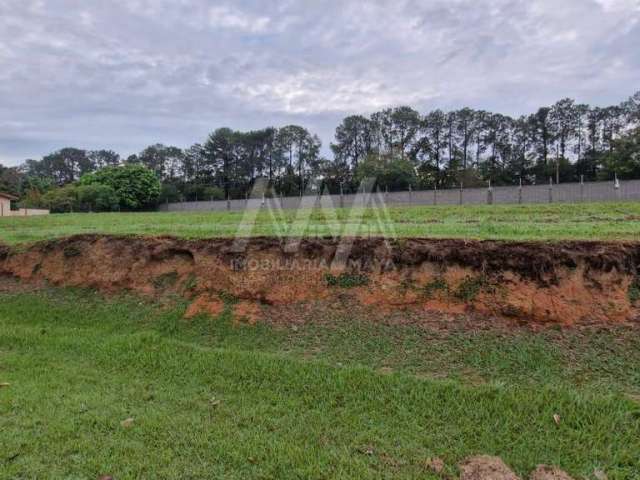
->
[601,106,626,155]
[275,125,320,195]
[530,107,555,168]
[138,144,184,181]
[331,115,373,170]
[203,128,235,198]
[600,127,640,180]
[182,143,207,184]
[550,98,578,161]
[0,164,23,196]
[88,150,120,170]
[390,106,421,160]
[79,164,160,210]
[623,91,640,125]
[36,148,94,185]
[354,154,417,191]
[417,110,448,186]
[455,108,476,169]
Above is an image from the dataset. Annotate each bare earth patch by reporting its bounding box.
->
[459,455,520,480]
[1,235,639,326]
[529,465,575,480]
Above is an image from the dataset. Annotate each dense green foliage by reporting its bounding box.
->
[2,91,638,206]
[37,183,120,213]
[1,287,639,478]
[20,164,159,212]
[79,164,161,210]
[1,202,639,244]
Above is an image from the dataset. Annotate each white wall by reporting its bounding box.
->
[0,203,50,217]
[0,198,11,216]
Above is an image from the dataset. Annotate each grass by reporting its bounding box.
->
[1,201,640,244]
[1,287,640,479]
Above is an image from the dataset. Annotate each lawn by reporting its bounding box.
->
[1,286,639,479]
[1,201,640,244]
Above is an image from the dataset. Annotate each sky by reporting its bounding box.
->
[0,0,639,166]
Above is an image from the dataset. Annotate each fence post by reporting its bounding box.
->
[385,185,389,204]
[339,183,344,209]
[433,184,437,205]
[459,182,463,205]
[518,177,523,204]
[548,177,553,203]
[226,194,230,211]
[614,172,621,201]
[408,184,412,205]
[487,180,493,205]
[580,175,584,203]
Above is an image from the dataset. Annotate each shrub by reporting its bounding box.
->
[19,188,45,209]
[80,164,160,210]
[184,184,225,202]
[41,186,78,213]
[76,184,119,212]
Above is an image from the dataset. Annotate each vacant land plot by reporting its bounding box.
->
[1,285,639,479]
[2,203,639,479]
[1,201,640,244]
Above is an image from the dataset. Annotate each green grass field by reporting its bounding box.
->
[1,201,640,244]
[1,286,639,479]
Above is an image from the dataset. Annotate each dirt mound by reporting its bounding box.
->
[1,235,639,325]
[459,455,520,480]
[529,465,575,480]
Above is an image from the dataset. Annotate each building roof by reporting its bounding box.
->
[0,192,18,201]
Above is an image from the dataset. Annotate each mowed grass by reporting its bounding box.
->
[1,287,640,479]
[1,201,640,244]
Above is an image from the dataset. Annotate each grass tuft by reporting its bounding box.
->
[324,272,369,288]
[454,276,489,301]
[423,277,449,298]
[629,277,640,304]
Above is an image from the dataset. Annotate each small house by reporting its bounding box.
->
[0,192,48,217]
[0,191,18,217]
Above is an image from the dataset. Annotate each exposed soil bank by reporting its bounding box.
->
[1,235,639,325]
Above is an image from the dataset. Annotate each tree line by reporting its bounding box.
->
[1,90,638,211]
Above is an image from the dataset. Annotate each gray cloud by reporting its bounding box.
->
[1,0,639,164]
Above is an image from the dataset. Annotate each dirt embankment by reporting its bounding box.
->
[1,235,639,325]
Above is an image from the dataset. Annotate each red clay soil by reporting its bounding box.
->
[1,235,639,326]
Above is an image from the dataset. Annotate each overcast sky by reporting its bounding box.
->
[1,0,639,165]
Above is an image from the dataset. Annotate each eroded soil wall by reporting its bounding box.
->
[1,235,639,325]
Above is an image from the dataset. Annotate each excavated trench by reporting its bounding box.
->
[1,234,639,326]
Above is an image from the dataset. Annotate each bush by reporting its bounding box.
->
[354,154,417,191]
[159,183,182,204]
[80,164,160,210]
[182,184,225,202]
[41,186,78,213]
[19,189,45,209]
[76,184,119,212]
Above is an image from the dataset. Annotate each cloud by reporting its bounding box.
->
[0,0,639,164]
[208,5,271,33]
